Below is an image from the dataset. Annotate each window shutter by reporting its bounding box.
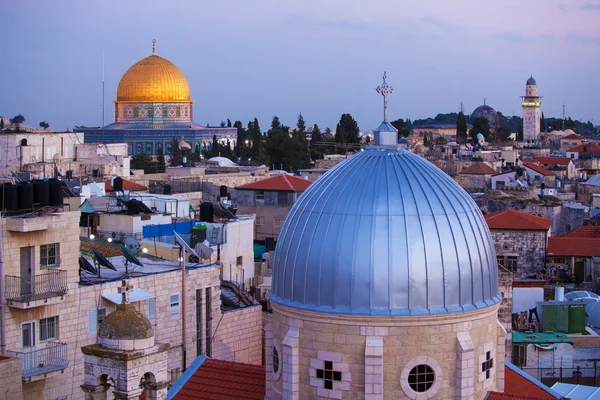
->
[149,298,156,320]
[88,309,98,334]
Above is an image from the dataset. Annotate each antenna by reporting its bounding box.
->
[562,104,566,130]
[102,50,105,129]
[460,102,464,114]
[483,98,486,106]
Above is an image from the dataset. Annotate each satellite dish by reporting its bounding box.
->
[79,256,98,275]
[195,242,214,260]
[124,237,139,251]
[120,244,143,267]
[93,249,117,271]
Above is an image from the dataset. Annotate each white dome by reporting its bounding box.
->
[208,156,236,167]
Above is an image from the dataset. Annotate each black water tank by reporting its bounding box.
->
[65,170,73,179]
[33,180,50,207]
[127,199,142,215]
[219,185,228,197]
[199,202,214,223]
[48,178,63,206]
[1,183,18,211]
[190,227,207,248]
[113,177,123,192]
[163,184,172,195]
[17,182,34,210]
[265,237,276,252]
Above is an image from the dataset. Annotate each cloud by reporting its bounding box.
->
[566,32,600,45]
[421,16,455,33]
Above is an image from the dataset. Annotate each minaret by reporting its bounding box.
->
[521,76,542,142]
[373,71,398,146]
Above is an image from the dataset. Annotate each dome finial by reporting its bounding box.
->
[118,280,133,304]
[152,39,156,55]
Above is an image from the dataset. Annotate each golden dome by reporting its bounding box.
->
[116,54,191,102]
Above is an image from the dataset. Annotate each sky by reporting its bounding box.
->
[1,0,599,132]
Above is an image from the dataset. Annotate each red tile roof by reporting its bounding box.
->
[485,209,551,231]
[562,133,585,140]
[173,358,265,400]
[548,237,600,257]
[566,142,600,153]
[561,226,600,238]
[104,178,147,192]
[486,363,562,399]
[461,162,497,175]
[522,163,555,176]
[529,157,572,166]
[236,174,313,191]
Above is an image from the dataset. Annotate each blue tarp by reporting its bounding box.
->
[142,220,193,238]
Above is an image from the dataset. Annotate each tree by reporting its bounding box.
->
[297,113,306,133]
[250,118,262,160]
[169,137,183,166]
[495,126,512,143]
[435,136,448,145]
[390,118,410,138]
[227,119,232,127]
[10,115,25,125]
[551,119,563,131]
[156,146,166,173]
[540,112,546,133]
[211,135,219,157]
[130,152,153,172]
[456,112,468,144]
[335,113,360,145]
[39,121,49,130]
[0,119,4,130]
[324,127,332,137]
[220,120,226,127]
[469,117,491,141]
[271,116,282,131]
[311,124,322,143]
[565,117,580,134]
[517,126,524,142]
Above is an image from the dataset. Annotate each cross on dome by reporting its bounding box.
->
[376,71,394,122]
[152,39,156,55]
[118,280,134,304]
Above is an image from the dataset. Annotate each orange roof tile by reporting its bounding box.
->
[522,163,555,176]
[236,174,312,191]
[485,209,551,231]
[548,237,600,257]
[562,133,585,140]
[173,358,265,400]
[487,363,562,399]
[566,142,600,153]
[530,157,572,166]
[461,162,497,175]
[561,226,600,238]
[104,178,147,192]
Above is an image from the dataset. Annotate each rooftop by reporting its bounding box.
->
[461,162,497,175]
[236,174,312,192]
[561,226,600,238]
[551,382,600,399]
[522,163,555,176]
[567,143,600,153]
[105,178,148,192]
[169,356,265,400]
[529,157,572,166]
[562,133,585,140]
[548,237,600,257]
[512,331,574,345]
[487,361,562,399]
[485,209,551,231]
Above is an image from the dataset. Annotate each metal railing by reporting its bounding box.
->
[7,342,69,379]
[4,270,68,303]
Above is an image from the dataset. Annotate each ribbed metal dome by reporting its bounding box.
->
[271,147,500,316]
[527,76,537,85]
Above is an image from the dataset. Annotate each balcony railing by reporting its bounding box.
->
[7,342,69,380]
[4,270,68,303]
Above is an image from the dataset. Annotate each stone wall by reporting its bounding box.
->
[498,271,514,362]
[491,229,547,277]
[0,356,22,400]
[212,305,263,365]
[267,303,503,399]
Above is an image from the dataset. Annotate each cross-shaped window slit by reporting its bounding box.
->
[482,351,494,379]
[316,361,342,390]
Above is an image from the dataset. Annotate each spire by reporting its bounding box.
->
[152,39,156,55]
[376,71,394,122]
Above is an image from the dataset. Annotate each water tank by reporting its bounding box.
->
[163,184,172,195]
[190,225,207,248]
[199,202,214,223]
[48,178,63,206]
[17,182,34,210]
[1,183,18,211]
[219,185,228,198]
[33,180,50,207]
[113,177,123,192]
[126,199,142,215]
[65,170,73,179]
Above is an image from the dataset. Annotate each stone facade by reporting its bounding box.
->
[266,302,504,399]
[1,211,262,400]
[490,229,548,278]
[0,356,23,400]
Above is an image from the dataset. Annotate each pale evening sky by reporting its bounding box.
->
[0,0,599,132]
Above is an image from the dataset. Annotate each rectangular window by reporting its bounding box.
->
[170,367,182,384]
[255,216,265,226]
[506,256,518,273]
[88,308,106,334]
[277,192,288,206]
[40,243,60,269]
[512,344,527,367]
[236,256,243,266]
[273,217,283,228]
[255,191,264,201]
[205,287,212,357]
[170,293,180,316]
[496,256,504,267]
[148,297,156,321]
[40,316,58,342]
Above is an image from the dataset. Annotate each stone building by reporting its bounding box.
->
[484,209,551,278]
[521,76,542,142]
[265,146,506,399]
[522,163,556,188]
[457,161,497,190]
[236,174,312,245]
[1,207,262,400]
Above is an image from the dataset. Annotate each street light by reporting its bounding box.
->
[107,237,113,243]
[142,248,148,253]
[89,234,95,239]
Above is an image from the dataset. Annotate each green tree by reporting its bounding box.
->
[250,118,262,159]
[271,116,281,131]
[39,121,49,130]
[211,135,219,157]
[517,126,524,141]
[1,119,5,130]
[156,146,166,173]
[390,118,410,138]
[456,112,468,144]
[297,113,306,133]
[227,119,232,127]
[324,127,332,137]
[130,152,153,172]
[169,137,183,166]
[335,113,360,145]
[565,117,580,134]
[311,124,322,143]
[469,117,491,141]
[435,136,447,145]
[10,115,25,125]
[540,112,546,133]
[495,126,512,143]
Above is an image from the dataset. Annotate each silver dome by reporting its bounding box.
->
[271,147,500,316]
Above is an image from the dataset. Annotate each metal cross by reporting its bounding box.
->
[152,39,156,55]
[118,280,134,305]
[376,71,394,122]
